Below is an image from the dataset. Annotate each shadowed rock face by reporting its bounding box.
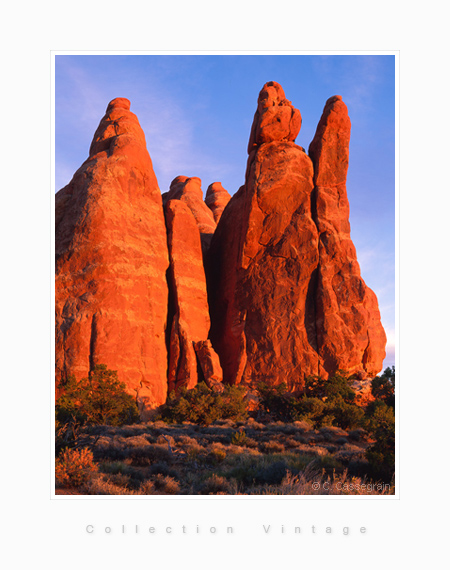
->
[55,97,169,418]
[205,182,231,223]
[164,199,222,394]
[309,96,386,378]
[208,83,386,388]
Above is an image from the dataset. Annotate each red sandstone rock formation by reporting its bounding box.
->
[247,81,302,154]
[209,82,320,389]
[55,97,169,418]
[205,182,231,223]
[209,82,386,389]
[167,176,216,252]
[308,96,386,378]
[56,84,387,415]
[165,199,222,393]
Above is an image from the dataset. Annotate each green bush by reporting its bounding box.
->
[326,396,365,430]
[365,402,395,482]
[371,367,395,408]
[56,365,140,427]
[304,371,356,403]
[256,377,363,430]
[159,382,248,426]
[231,429,248,446]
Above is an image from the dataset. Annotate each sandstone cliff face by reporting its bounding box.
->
[208,83,386,388]
[55,98,169,417]
[165,199,222,393]
[166,175,217,253]
[205,182,231,223]
[309,96,386,378]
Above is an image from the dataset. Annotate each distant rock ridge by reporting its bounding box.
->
[55,84,386,417]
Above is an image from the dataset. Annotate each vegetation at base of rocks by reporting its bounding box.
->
[56,364,140,427]
[54,367,395,495]
[54,418,394,496]
[371,366,395,408]
[255,372,363,429]
[55,447,98,487]
[157,382,248,426]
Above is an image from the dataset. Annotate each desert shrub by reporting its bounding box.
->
[291,397,326,425]
[99,461,146,488]
[200,474,232,494]
[160,382,248,426]
[56,365,140,427]
[255,378,362,430]
[55,418,83,455]
[325,397,365,430]
[259,440,285,453]
[148,461,171,476]
[139,480,157,495]
[304,371,356,403]
[126,443,173,465]
[231,429,248,446]
[153,474,180,494]
[365,402,395,482]
[348,428,368,442]
[208,445,227,464]
[371,367,395,408]
[84,474,137,495]
[220,453,312,488]
[55,447,98,487]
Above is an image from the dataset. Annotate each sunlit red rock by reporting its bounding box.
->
[55,97,169,418]
[309,95,386,378]
[209,84,320,389]
[167,175,216,252]
[247,81,302,154]
[209,85,386,389]
[205,182,231,223]
[165,199,222,393]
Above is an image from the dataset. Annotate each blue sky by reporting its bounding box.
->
[55,54,395,370]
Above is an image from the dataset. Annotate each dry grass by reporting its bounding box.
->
[56,420,392,496]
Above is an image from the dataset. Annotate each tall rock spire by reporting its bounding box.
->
[209,82,320,388]
[309,96,386,377]
[55,98,170,417]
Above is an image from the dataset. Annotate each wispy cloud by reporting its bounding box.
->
[55,56,236,195]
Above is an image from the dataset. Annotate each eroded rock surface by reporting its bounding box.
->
[209,82,320,389]
[208,83,386,389]
[205,182,231,223]
[55,97,169,417]
[167,176,216,253]
[309,96,386,378]
[165,199,222,393]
